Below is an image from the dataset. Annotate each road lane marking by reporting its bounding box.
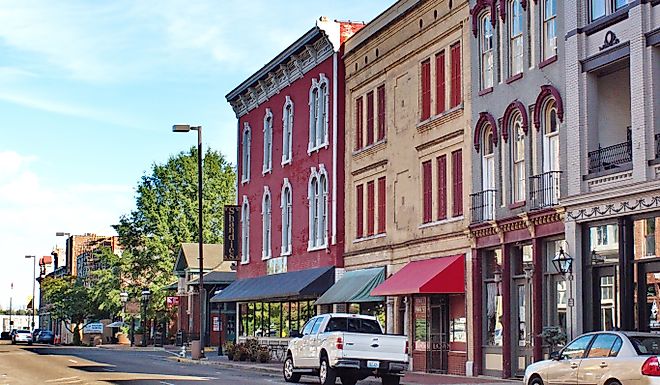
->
[46,377,79,383]
[159,382,175,385]
[67,359,78,363]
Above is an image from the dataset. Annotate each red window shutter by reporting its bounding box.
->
[422,160,432,223]
[435,51,446,114]
[437,155,447,221]
[378,176,386,234]
[356,184,364,238]
[355,97,363,150]
[366,91,375,145]
[367,181,375,236]
[421,59,431,121]
[450,43,462,108]
[377,85,386,141]
[452,149,463,216]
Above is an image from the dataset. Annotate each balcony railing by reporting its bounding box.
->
[530,171,562,210]
[470,189,496,224]
[655,133,660,159]
[588,140,632,174]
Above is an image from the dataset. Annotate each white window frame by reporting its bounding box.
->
[512,114,526,203]
[262,186,272,260]
[280,178,292,256]
[509,0,524,76]
[263,108,273,174]
[480,13,494,89]
[308,74,330,153]
[241,123,251,184]
[241,195,250,264]
[308,165,328,250]
[542,0,557,60]
[282,96,294,166]
[590,0,628,22]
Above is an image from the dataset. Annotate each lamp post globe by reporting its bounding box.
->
[552,247,574,275]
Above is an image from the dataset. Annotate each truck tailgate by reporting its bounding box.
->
[340,333,407,363]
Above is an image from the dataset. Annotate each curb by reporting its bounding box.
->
[96,345,166,352]
[169,356,281,375]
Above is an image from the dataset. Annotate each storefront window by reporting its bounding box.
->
[450,317,467,343]
[414,297,428,351]
[485,248,503,279]
[589,224,619,263]
[238,300,316,338]
[484,248,503,346]
[634,217,660,259]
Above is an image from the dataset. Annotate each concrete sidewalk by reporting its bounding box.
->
[95,343,166,352]
[169,354,520,385]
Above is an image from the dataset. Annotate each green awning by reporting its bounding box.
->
[315,267,385,305]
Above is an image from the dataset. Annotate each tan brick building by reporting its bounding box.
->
[340,0,472,374]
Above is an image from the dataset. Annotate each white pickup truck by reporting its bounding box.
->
[283,313,408,385]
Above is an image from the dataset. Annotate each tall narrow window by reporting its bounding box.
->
[512,116,526,202]
[481,14,494,89]
[366,91,375,146]
[309,76,329,151]
[452,149,463,216]
[356,184,364,238]
[510,0,524,76]
[450,42,462,108]
[317,82,328,146]
[422,160,432,223]
[367,181,375,236]
[355,97,363,150]
[263,109,273,173]
[262,189,271,259]
[437,155,447,220]
[436,51,446,114]
[377,85,386,141]
[309,87,319,149]
[282,98,293,164]
[309,169,328,249]
[378,177,386,234]
[542,0,557,60]
[317,173,328,247]
[241,197,250,264]
[242,123,251,183]
[421,59,431,121]
[281,181,292,255]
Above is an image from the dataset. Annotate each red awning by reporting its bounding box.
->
[371,254,465,296]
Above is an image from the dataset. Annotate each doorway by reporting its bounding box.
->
[636,261,660,332]
[427,295,449,373]
[592,265,619,331]
[512,277,533,377]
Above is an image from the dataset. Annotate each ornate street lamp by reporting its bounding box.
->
[552,247,574,274]
[141,289,151,347]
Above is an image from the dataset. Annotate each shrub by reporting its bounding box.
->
[257,346,271,363]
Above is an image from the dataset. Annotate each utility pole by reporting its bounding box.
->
[9,283,13,329]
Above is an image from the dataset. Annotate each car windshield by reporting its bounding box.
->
[16,330,30,334]
[628,336,660,355]
[324,317,383,334]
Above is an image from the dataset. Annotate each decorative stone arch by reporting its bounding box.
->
[473,112,499,153]
[533,84,564,131]
[471,0,497,37]
[501,100,529,142]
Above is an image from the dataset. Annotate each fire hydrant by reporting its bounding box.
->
[180,345,186,358]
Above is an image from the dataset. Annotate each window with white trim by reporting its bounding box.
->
[262,187,272,260]
[480,13,494,89]
[308,75,329,151]
[542,0,557,60]
[241,123,251,183]
[282,97,293,165]
[509,0,524,76]
[241,196,250,264]
[590,0,627,22]
[512,115,526,202]
[263,109,273,174]
[281,179,292,255]
[308,166,328,249]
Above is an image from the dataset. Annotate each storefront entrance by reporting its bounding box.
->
[636,261,660,332]
[413,295,449,373]
[512,276,533,377]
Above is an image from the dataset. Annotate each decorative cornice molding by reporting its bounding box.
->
[566,196,660,221]
[501,100,529,142]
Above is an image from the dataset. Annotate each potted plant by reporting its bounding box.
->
[540,326,567,355]
[257,346,271,363]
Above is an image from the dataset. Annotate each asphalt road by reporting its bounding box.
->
[0,341,384,385]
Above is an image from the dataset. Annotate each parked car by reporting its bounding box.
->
[11,329,32,345]
[524,331,660,385]
[283,313,408,385]
[36,330,54,344]
[32,329,42,340]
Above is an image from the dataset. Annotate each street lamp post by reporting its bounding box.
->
[552,247,574,340]
[172,124,205,358]
[25,255,36,329]
[141,289,151,347]
[120,292,128,321]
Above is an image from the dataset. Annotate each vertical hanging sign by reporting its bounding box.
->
[223,205,240,261]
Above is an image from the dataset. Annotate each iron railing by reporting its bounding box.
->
[530,171,562,210]
[588,140,632,174]
[655,133,660,159]
[470,189,496,224]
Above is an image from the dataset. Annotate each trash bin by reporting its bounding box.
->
[154,332,163,347]
[191,340,202,360]
[175,330,183,347]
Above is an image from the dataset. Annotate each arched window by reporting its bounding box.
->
[308,75,329,151]
[543,100,560,172]
[282,97,293,165]
[241,196,250,264]
[242,123,251,183]
[263,109,273,173]
[480,13,494,89]
[317,82,328,145]
[509,0,524,76]
[308,166,328,249]
[262,187,271,260]
[309,87,319,149]
[542,0,557,60]
[511,114,526,202]
[482,125,496,221]
[281,179,292,255]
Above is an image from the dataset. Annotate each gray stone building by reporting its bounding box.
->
[562,1,660,338]
[467,0,567,378]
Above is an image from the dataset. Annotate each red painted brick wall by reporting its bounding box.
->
[448,351,467,375]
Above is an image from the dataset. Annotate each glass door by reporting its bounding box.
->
[593,266,619,331]
[427,295,449,373]
[636,261,660,332]
[512,278,533,377]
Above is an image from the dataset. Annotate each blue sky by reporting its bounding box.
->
[0,1,392,310]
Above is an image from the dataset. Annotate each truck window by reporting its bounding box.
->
[302,318,316,336]
[325,317,383,334]
[310,318,323,335]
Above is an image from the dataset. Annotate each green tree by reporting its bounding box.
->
[113,147,236,317]
[41,276,94,345]
[87,247,127,319]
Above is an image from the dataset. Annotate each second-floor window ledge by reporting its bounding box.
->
[418,216,464,230]
[352,233,387,244]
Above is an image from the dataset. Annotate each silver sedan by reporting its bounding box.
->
[524,331,660,385]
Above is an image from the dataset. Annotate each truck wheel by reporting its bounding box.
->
[319,356,337,385]
[382,375,401,385]
[283,356,301,383]
[341,375,358,385]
